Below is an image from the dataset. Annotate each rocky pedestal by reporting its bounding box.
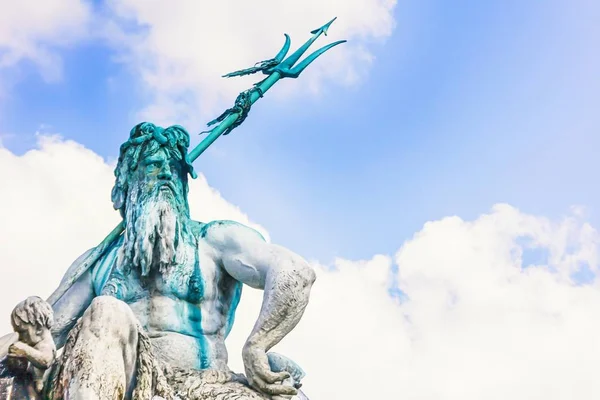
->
[0,376,39,400]
[0,358,40,400]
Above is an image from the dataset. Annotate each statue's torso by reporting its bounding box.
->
[90,221,242,371]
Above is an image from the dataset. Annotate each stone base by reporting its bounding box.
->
[0,376,39,400]
[0,357,39,400]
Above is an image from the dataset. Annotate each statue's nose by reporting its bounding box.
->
[158,166,172,180]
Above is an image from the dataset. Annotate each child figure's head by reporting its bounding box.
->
[10,296,53,346]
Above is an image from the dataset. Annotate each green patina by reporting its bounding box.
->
[47,17,346,314]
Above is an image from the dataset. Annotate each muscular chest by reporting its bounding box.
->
[154,258,210,303]
[96,240,222,305]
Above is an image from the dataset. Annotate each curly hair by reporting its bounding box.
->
[111,122,197,217]
[11,296,54,331]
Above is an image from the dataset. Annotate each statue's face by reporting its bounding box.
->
[136,147,187,202]
[118,144,192,275]
[15,324,45,346]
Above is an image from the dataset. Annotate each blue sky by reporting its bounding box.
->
[1,0,599,262]
[3,4,600,397]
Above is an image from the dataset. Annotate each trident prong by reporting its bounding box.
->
[221,34,292,78]
[264,17,343,79]
[222,17,345,80]
[274,34,292,63]
[44,18,347,308]
[201,17,346,140]
[311,16,338,36]
[272,40,346,78]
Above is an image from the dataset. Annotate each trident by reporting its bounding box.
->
[46,18,346,306]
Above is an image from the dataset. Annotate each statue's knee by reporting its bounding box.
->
[90,294,127,309]
[83,296,137,339]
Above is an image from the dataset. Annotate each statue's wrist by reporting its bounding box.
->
[243,339,266,353]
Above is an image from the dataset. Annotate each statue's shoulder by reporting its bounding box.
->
[190,219,266,246]
[90,234,124,295]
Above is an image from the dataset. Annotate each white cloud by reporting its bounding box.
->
[101,0,397,127]
[1,138,600,399]
[228,206,600,399]
[390,205,600,399]
[0,0,91,82]
[0,1,396,127]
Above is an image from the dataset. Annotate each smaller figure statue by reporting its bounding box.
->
[0,296,56,399]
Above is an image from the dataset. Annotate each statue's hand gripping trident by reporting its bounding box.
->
[198,18,346,144]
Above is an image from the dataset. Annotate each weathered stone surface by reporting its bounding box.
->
[2,123,316,399]
[0,376,39,400]
[0,359,39,400]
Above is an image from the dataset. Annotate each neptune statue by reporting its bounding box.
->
[0,18,346,400]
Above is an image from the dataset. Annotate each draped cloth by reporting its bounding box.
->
[44,318,268,400]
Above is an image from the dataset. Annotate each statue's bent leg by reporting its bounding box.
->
[59,296,139,399]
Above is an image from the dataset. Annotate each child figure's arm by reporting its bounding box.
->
[8,339,55,369]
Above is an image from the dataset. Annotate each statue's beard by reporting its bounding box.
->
[118,182,192,276]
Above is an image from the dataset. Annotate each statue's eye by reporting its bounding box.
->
[170,160,182,172]
[145,160,161,171]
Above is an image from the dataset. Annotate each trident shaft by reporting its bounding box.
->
[191,17,346,159]
[47,18,346,306]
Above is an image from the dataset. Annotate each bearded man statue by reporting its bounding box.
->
[0,123,315,400]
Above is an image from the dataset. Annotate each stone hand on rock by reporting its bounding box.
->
[267,352,307,400]
[243,344,298,398]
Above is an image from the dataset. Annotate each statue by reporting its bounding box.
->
[0,18,345,400]
[0,297,56,399]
